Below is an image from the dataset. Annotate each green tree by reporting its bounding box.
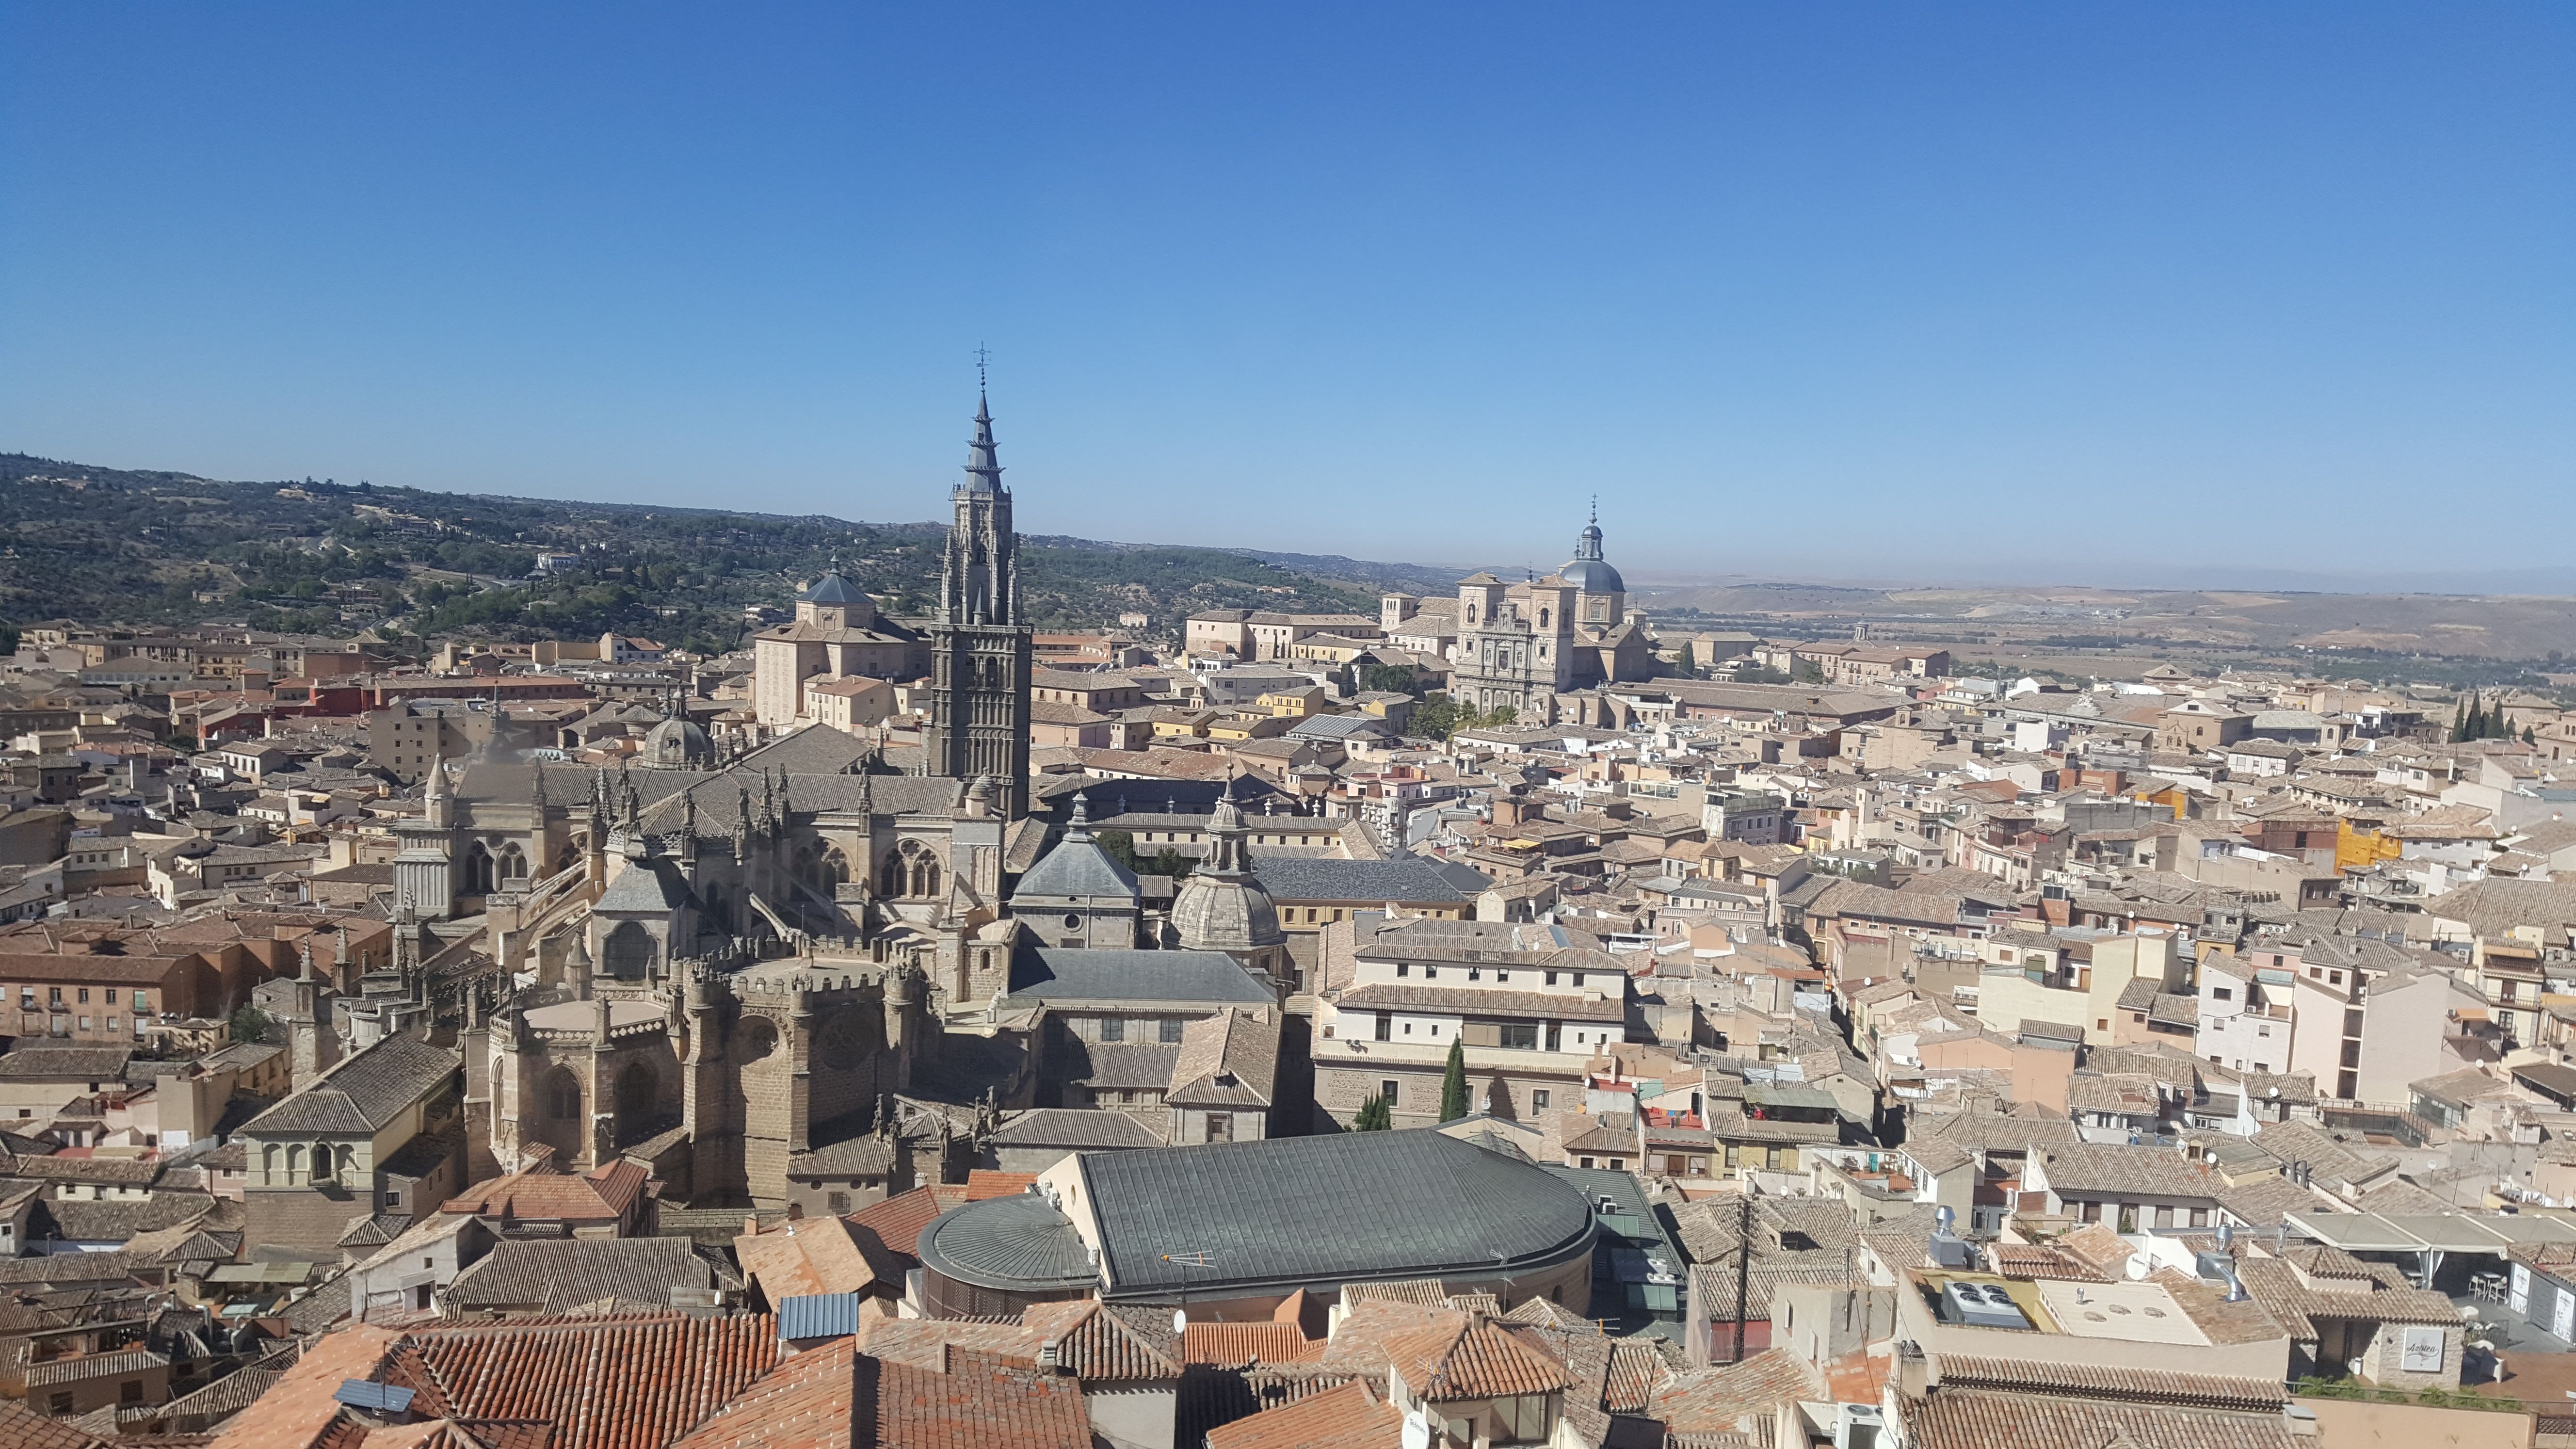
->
[1440,1037,1470,1121]
[1353,1095,1393,1131]
[1096,829,1139,870]
[229,1004,273,1046]
[1360,663,1418,696]
[1676,639,1695,676]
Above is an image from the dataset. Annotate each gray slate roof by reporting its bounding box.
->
[1010,829,1141,904]
[1079,1127,1595,1298]
[595,857,699,913]
[987,1108,1169,1150]
[443,1235,709,1312]
[238,1032,457,1137]
[1249,856,1475,904]
[1006,948,1274,1007]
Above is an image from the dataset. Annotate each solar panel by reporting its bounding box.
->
[333,1380,416,1413]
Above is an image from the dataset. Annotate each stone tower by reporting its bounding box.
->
[925,386,1033,817]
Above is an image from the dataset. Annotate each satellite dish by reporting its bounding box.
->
[1172,1308,1188,1336]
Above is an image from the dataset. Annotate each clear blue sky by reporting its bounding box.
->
[3,5,2569,585]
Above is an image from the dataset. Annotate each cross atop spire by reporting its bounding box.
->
[974,344,992,393]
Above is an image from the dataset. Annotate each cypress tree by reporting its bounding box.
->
[1440,1037,1470,1121]
[1354,1095,1393,1131]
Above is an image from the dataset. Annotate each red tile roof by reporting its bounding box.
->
[1019,1301,1182,1384]
[439,1162,636,1223]
[669,1336,858,1449]
[1203,1380,1401,1449]
[961,1171,1036,1201]
[843,1185,966,1259]
[878,1346,1090,1449]
[1182,1321,1320,1367]
[392,1315,781,1449]
[1382,1321,1569,1402]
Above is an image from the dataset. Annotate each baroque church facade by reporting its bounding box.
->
[374,385,1290,1211]
[1447,510,1657,721]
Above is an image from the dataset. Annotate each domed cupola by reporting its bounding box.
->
[1171,777,1288,981]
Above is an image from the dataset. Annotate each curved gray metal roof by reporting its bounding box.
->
[917,1190,1099,1291]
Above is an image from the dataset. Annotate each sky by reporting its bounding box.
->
[3,5,2570,588]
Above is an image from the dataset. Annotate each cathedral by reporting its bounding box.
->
[1446,508,1657,721]
[372,384,1291,1210]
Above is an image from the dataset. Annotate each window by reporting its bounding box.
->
[77,988,89,1004]
[384,1190,401,1208]
[1396,963,1409,977]
[1570,973,1585,988]
[827,1191,850,1213]
[1467,968,1481,981]
[1375,1014,1392,1042]
[1428,1024,1440,1037]
[1580,1156,1596,1169]
[132,992,146,1013]
[1100,1016,1125,1043]
[1496,970,1510,983]
[102,990,116,1006]
[1532,1090,1550,1110]
[1381,1079,1400,1106]
[1424,966,1438,980]
[48,987,61,1005]
[1404,1022,1414,1034]
[2212,986,2233,1001]
[1159,1018,1185,1044]
[1500,1023,1538,1050]
[1545,971,1558,986]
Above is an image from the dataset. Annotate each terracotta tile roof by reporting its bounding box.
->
[843,1185,966,1259]
[1649,1350,1826,1439]
[1930,1353,2286,1411]
[1382,1320,1569,1402]
[209,1324,403,1449]
[1183,1321,1320,1366]
[1020,1300,1184,1383]
[1202,1379,1401,1449]
[875,1346,1091,1449]
[668,1336,855,1449]
[735,1218,886,1306]
[392,1314,782,1449]
[853,1317,1046,1372]
[1337,1278,1452,1307]
[442,1163,637,1223]
[961,1171,1035,1202]
[1316,1301,1467,1375]
[1896,1387,2299,1449]
[1602,1339,1667,1415]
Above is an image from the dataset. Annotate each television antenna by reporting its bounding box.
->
[1161,1250,1214,1335]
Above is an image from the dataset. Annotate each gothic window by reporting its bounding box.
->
[547,1067,582,1120]
[614,1062,658,1145]
[498,844,528,881]
[603,921,657,979]
[464,843,496,896]
[820,846,849,887]
[879,852,904,898]
[554,841,581,874]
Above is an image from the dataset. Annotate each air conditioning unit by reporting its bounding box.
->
[1835,1404,1885,1449]
[1940,1280,2030,1331]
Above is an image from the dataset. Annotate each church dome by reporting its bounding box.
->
[1559,510,1625,594]
[1171,869,1285,953]
[1170,792,1285,953]
[644,713,714,768]
[1009,793,1141,904]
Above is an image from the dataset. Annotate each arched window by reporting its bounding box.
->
[287,1144,307,1180]
[464,844,496,896]
[498,844,528,881]
[1539,608,1550,628]
[311,1144,334,1182]
[614,1062,659,1146]
[262,1144,278,1181]
[603,921,656,979]
[918,857,940,899]
[547,1066,582,1120]
[820,846,849,888]
[879,853,904,898]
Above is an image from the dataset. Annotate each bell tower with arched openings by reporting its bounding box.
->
[924,373,1032,816]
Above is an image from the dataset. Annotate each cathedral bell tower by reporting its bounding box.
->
[925,379,1033,816]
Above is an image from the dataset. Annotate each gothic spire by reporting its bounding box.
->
[960,388,1004,495]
